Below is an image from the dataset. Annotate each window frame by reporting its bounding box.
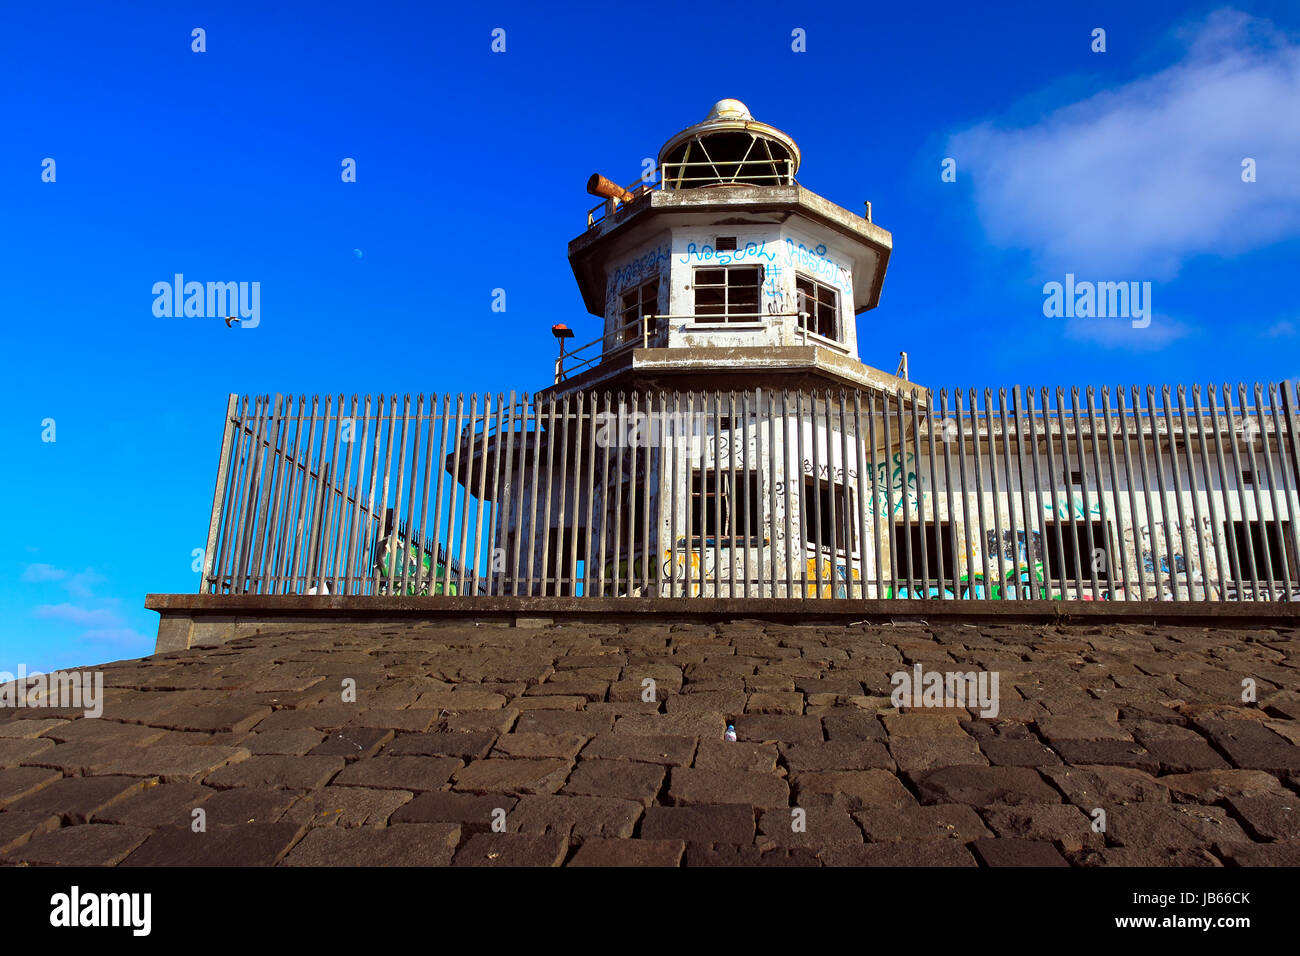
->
[619,279,658,345]
[692,265,763,323]
[794,273,839,341]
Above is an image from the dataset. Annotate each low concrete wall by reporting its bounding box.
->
[144,593,1300,654]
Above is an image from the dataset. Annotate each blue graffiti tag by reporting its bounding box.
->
[678,239,776,265]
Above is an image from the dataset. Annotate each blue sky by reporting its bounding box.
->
[2,0,1297,673]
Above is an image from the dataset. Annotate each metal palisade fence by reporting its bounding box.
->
[201,383,1300,603]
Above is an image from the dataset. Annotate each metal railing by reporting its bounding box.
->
[201,383,1300,603]
[586,159,797,228]
[554,312,816,383]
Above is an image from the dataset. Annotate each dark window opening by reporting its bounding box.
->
[801,478,855,552]
[1068,470,1083,486]
[689,470,760,543]
[1042,521,1110,581]
[795,274,838,340]
[694,266,761,321]
[619,280,657,344]
[1225,520,1295,581]
[546,526,587,596]
[890,522,959,582]
[1239,470,1255,485]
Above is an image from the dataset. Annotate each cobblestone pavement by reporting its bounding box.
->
[2,619,1298,866]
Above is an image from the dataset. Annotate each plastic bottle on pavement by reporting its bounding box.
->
[725,723,737,742]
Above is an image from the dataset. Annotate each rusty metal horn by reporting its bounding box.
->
[587,173,634,203]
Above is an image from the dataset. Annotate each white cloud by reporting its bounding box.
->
[33,604,122,627]
[1061,313,1195,351]
[948,9,1300,278]
[21,563,66,583]
[1262,319,1295,337]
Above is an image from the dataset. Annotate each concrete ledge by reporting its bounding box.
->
[145,593,1300,653]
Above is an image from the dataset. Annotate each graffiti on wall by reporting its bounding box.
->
[784,239,850,290]
[678,239,776,266]
[611,244,670,293]
[870,452,918,516]
[1043,496,1101,519]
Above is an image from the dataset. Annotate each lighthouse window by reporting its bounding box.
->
[693,266,762,321]
[619,280,658,345]
[689,470,761,543]
[795,275,838,339]
[801,478,855,553]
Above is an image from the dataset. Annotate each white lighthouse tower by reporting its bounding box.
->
[475,99,922,598]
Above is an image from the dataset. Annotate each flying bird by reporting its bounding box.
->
[225,316,239,328]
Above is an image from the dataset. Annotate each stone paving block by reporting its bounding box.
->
[8,775,154,823]
[1193,719,1300,774]
[1158,769,1284,802]
[1213,840,1300,867]
[452,758,573,795]
[382,731,496,759]
[94,745,252,784]
[819,840,977,867]
[391,791,517,831]
[854,803,993,844]
[92,782,214,827]
[684,843,822,867]
[332,756,462,792]
[0,736,57,768]
[442,708,521,735]
[514,696,587,712]
[200,787,303,825]
[745,693,804,715]
[1048,740,1160,772]
[641,805,755,844]
[524,680,608,702]
[452,832,569,867]
[789,769,914,811]
[579,733,697,766]
[284,786,413,828]
[757,806,863,847]
[888,736,988,773]
[1072,846,1222,867]
[564,759,664,805]
[668,767,789,809]
[1224,793,1300,841]
[0,811,61,853]
[734,714,824,744]
[0,717,70,738]
[980,803,1104,853]
[1035,716,1133,742]
[205,754,343,790]
[979,737,1063,767]
[1039,765,1170,808]
[4,823,153,866]
[308,727,394,759]
[971,838,1069,867]
[348,709,439,733]
[252,706,357,733]
[283,823,460,866]
[778,740,893,772]
[1107,804,1251,847]
[491,732,588,760]
[117,822,304,866]
[150,704,272,735]
[614,712,728,738]
[821,712,887,742]
[412,690,508,711]
[245,728,328,755]
[508,794,643,839]
[694,740,780,773]
[881,713,971,737]
[515,710,613,736]
[0,766,63,809]
[568,838,684,866]
[911,766,1060,807]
